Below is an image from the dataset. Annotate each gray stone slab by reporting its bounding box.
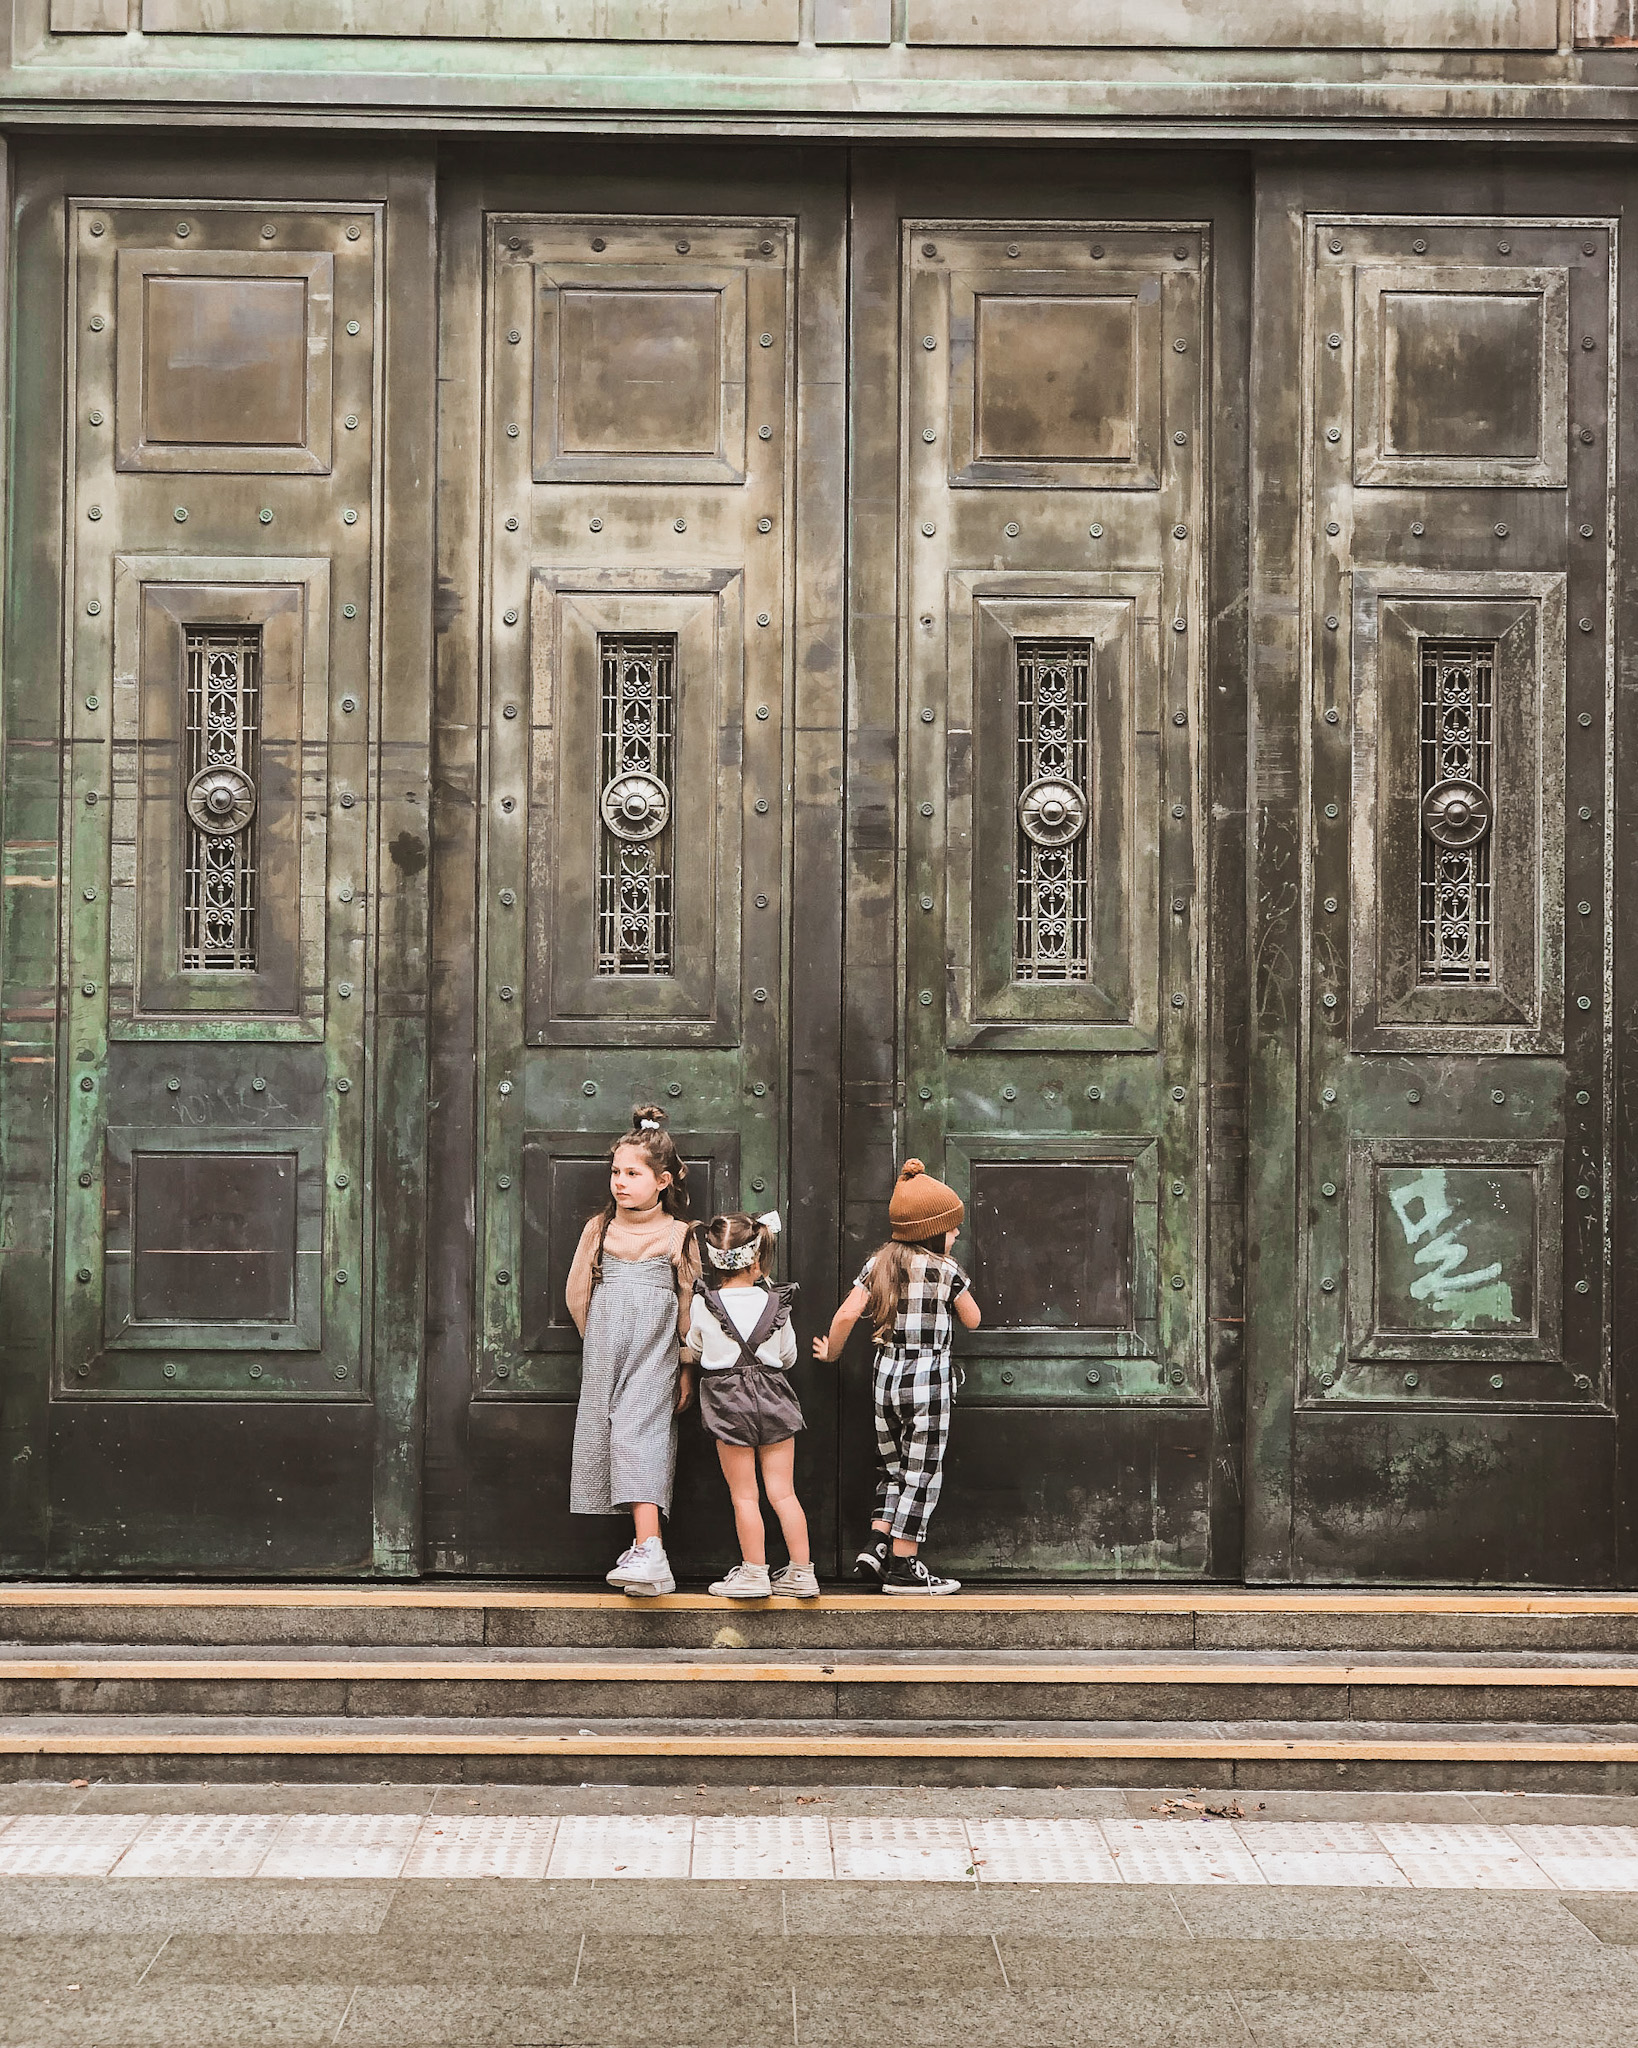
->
[0,1934,174,1989]
[1462,1792,1638,1825]
[380,1876,785,1938]
[781,1880,1188,1937]
[338,1983,795,2045]
[1166,1888,1603,1944]
[1173,1788,1484,1822]
[428,1782,787,1815]
[1232,1991,1636,2048]
[0,1984,351,2045]
[1404,1938,1638,1992]
[997,1935,1430,1990]
[0,1880,396,1936]
[1559,1894,1638,1943]
[793,1987,1253,2047]
[146,1930,581,1987]
[75,1782,440,1814]
[0,1784,88,1814]
[572,1931,1005,1987]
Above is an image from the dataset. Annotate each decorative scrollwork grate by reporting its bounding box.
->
[182,628,260,971]
[1418,639,1494,985]
[596,633,675,977]
[1014,638,1092,983]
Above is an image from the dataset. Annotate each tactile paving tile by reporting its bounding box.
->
[0,1814,147,1878]
[112,1814,285,1879]
[1099,1819,1265,1886]
[1235,1822,1387,1854]
[257,1813,421,1880]
[547,1816,693,1880]
[1371,1820,1553,1889]
[829,1817,974,1882]
[1504,1827,1638,1891]
[401,1816,558,1880]
[966,1817,1121,1885]
[690,1817,833,1881]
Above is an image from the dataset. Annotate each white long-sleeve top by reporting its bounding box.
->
[684,1286,798,1373]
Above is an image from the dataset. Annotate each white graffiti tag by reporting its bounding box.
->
[1386,1166,1516,1326]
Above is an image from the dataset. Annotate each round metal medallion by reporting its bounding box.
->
[599,772,670,842]
[1421,777,1491,848]
[1017,777,1088,847]
[185,766,257,837]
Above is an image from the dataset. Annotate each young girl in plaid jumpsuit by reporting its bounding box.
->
[813,1160,982,1595]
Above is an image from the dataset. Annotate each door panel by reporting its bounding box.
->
[841,156,1249,1581]
[425,153,845,1577]
[1249,174,1627,1582]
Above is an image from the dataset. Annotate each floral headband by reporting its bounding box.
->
[703,1212,781,1273]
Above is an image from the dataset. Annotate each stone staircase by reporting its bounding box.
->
[2,1585,1637,1791]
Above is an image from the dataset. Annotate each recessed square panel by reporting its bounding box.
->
[142,275,308,449]
[974,296,1136,464]
[1381,291,1543,463]
[557,288,722,457]
[131,1149,297,1324]
[1352,264,1568,487]
[1373,1162,1538,1336]
[971,1160,1134,1330]
[114,249,335,475]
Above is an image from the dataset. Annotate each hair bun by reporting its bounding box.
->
[630,1102,668,1130]
[899,1159,925,1179]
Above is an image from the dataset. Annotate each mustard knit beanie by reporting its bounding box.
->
[888,1158,964,1242]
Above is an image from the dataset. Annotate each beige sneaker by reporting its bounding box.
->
[769,1562,820,1600]
[709,1561,772,1599]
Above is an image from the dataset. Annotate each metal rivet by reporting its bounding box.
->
[1174,337,1188,353]
[921,335,937,351]
[499,797,515,815]
[1491,1089,1506,1104]
[1172,804,1185,819]
[1326,427,1341,444]
[506,423,520,439]
[1087,1370,1101,1386]
[1326,333,1342,349]
[754,705,770,722]
[503,609,518,626]
[1005,522,1020,539]
[1581,428,1597,445]
[85,599,102,617]
[343,509,358,525]
[1322,992,1338,1009]
[588,517,602,532]
[1324,708,1339,724]
[503,703,518,721]
[1087,1085,1103,1101]
[1006,242,1020,258]
[1172,710,1187,726]
[919,801,934,817]
[1170,1367,1186,1385]
[674,518,687,533]
[88,316,104,333]
[675,239,690,254]
[756,611,772,629]
[757,895,770,909]
[591,236,606,251]
[1089,524,1103,539]
[1578,1184,1593,1200]
[1494,523,1508,538]
[1325,615,1339,631]
[1407,1089,1421,1104]
[496,1271,510,1286]
[760,239,774,255]
[1324,802,1339,819]
[163,1363,176,1378]
[336,1077,351,1093]
[343,604,357,619]
[345,415,359,430]
[339,886,354,903]
[83,888,97,901]
[668,1083,683,1097]
[1326,521,1340,537]
[1577,1090,1591,1104]
[919,990,934,1006]
[1002,1084,1017,1101]
[335,1271,349,1286]
[921,522,936,537]
[1412,238,1427,253]
[760,333,774,348]
[346,224,361,241]
[758,517,772,534]
[755,797,770,815]
[1171,991,1186,1008]
[1322,1087,1337,1103]
[88,409,103,427]
[1404,1372,1419,1388]
[1490,1375,1504,1390]
[758,425,773,441]
[89,220,104,236]
[1577,1281,1591,1296]
[1580,712,1594,727]
[498,888,516,907]
[752,1083,768,1099]
[175,222,190,238]
[1322,1182,1337,1198]
[1320,1278,1336,1293]
[166,1077,180,1092]
[749,1177,767,1195]
[494,1365,510,1381]
[507,235,522,251]
[1411,521,1424,537]
[259,508,274,525]
[582,1080,596,1096]
[1171,1274,1185,1291]
[1324,896,1338,913]
[341,696,357,714]
[919,894,933,911]
[1580,523,1596,540]
[1498,240,1511,254]
[1171,1180,1186,1196]
[923,241,938,257]
[78,1170,93,1187]
[1171,1086,1186,1102]
[1173,622,1187,637]
[173,507,187,523]
[507,329,521,345]
[1328,237,1344,253]
[1091,243,1105,257]
[753,987,769,1003]
[1579,996,1594,1012]
[260,224,276,242]
[1172,897,1187,914]
[498,986,514,1002]
[1579,901,1592,915]
[1319,1373,1335,1387]
[85,695,99,711]
[81,982,95,997]
[1174,431,1188,446]
[1579,619,1594,633]
[498,1080,512,1096]
[347,320,361,336]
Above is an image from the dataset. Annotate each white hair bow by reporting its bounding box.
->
[756,1211,782,1237]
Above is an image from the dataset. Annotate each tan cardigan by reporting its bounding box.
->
[564,1205,699,1347]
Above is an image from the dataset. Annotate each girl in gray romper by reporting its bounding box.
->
[564,1105,698,1597]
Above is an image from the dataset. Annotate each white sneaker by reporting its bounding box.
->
[606,1537,675,1597]
[769,1562,820,1600]
[708,1561,772,1599]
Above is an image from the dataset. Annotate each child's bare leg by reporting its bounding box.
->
[757,1440,810,1566]
[717,1444,767,1565]
[632,1504,662,1546]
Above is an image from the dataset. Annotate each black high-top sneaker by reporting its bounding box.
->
[881,1553,961,1596]
[853,1534,890,1583]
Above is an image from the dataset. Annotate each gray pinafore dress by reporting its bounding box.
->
[569,1242,684,1517]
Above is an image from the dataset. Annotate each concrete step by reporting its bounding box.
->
[7,1585,1638,1653]
[2,1712,1636,1790]
[4,1645,1638,1724]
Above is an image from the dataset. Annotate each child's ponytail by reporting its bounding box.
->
[863,1230,946,1339]
[589,1103,692,1285]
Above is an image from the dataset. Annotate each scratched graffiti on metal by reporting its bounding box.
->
[1385,1165,1521,1329]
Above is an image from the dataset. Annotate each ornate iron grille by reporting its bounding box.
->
[596,633,675,977]
[1418,639,1495,985]
[1014,638,1092,982]
[182,628,261,971]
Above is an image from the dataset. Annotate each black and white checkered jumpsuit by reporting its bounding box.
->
[856,1248,971,1544]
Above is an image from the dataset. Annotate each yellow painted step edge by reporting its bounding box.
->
[2,1588,1637,1614]
[7,1659,1638,1687]
[1,1732,1634,1763]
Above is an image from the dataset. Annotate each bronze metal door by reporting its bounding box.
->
[0,144,435,1575]
[841,156,1250,1579]
[424,150,846,1577]
[1247,161,1637,1583]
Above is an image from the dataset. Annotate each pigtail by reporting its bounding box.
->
[586,1102,691,1291]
